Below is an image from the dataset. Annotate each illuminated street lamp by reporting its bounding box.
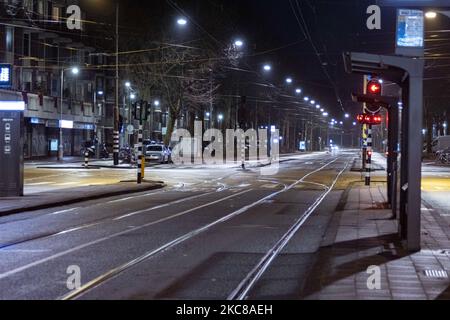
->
[425,11,438,19]
[177,18,188,26]
[234,40,244,47]
[295,88,302,94]
[154,100,160,106]
[286,77,293,84]
[263,64,272,72]
[304,97,310,102]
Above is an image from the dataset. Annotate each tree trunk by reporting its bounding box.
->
[164,100,181,146]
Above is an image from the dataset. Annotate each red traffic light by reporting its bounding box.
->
[357,113,382,125]
[367,80,382,95]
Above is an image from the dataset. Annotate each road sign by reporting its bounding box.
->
[0,64,12,88]
[396,9,424,57]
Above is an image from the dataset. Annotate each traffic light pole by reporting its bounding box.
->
[137,123,143,184]
[365,125,372,186]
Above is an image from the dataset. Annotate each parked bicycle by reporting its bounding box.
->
[119,145,137,165]
[436,148,450,165]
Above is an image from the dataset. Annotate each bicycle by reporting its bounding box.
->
[436,149,450,165]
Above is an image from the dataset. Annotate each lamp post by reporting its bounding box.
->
[58,66,79,161]
[113,0,120,166]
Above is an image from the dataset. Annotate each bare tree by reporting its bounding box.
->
[123,36,229,145]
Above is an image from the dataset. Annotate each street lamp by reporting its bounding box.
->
[295,88,302,94]
[323,112,329,117]
[425,11,438,19]
[218,114,224,121]
[130,93,136,100]
[316,104,321,109]
[177,18,188,26]
[234,40,244,48]
[263,64,272,72]
[345,113,350,118]
[304,97,310,102]
[125,81,131,88]
[154,100,160,106]
[58,66,79,161]
[286,77,293,84]
[310,100,316,105]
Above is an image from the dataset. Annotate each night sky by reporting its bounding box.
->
[81,0,450,119]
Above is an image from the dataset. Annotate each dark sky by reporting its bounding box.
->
[83,0,450,118]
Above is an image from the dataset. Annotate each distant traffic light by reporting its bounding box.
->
[367,80,382,95]
[357,113,382,125]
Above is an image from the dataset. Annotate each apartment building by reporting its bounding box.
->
[0,0,114,158]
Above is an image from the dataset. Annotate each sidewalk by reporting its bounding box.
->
[0,181,165,217]
[302,154,450,300]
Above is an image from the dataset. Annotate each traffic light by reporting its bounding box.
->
[143,100,150,121]
[367,80,382,96]
[357,113,382,125]
[132,101,138,120]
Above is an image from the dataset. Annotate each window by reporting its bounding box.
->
[47,1,52,19]
[23,0,33,12]
[5,27,13,52]
[38,0,44,17]
[22,70,32,92]
[23,33,31,57]
[52,6,60,21]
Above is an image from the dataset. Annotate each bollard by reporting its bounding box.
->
[137,125,143,184]
[84,151,89,168]
[141,155,145,179]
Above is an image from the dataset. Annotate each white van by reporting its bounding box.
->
[431,136,450,153]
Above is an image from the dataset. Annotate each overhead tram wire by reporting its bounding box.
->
[291,0,344,112]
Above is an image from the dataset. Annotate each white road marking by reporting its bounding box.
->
[0,189,252,282]
[55,182,78,186]
[51,208,80,215]
[61,157,341,300]
[26,182,53,186]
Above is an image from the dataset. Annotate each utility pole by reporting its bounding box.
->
[113,0,120,165]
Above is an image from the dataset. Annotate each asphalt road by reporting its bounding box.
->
[0,150,357,299]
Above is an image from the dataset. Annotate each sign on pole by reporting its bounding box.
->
[396,9,424,57]
[0,64,13,88]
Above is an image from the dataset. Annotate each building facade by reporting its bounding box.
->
[0,0,113,158]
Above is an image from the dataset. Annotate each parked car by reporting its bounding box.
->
[145,144,171,164]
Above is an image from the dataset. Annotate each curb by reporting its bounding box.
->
[0,183,165,218]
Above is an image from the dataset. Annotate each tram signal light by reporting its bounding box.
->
[367,80,382,95]
[357,113,382,125]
